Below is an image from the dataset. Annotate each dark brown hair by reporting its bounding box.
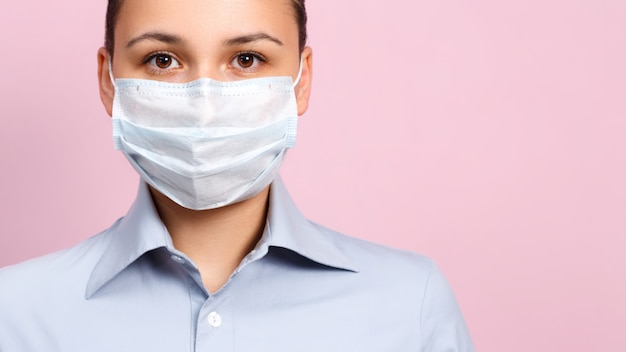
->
[105,0,307,57]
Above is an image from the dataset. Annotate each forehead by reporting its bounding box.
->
[115,0,298,45]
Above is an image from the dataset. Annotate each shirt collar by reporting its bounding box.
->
[86,182,172,298]
[262,178,358,273]
[86,177,357,298]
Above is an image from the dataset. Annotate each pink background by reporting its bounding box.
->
[1,0,625,350]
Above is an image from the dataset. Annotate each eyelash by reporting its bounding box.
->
[139,50,270,75]
[141,51,180,75]
[232,51,269,70]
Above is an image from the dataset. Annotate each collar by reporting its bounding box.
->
[85,182,172,298]
[262,178,358,272]
[86,177,357,298]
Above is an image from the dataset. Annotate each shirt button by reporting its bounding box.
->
[208,312,222,328]
[245,251,256,262]
[171,255,185,264]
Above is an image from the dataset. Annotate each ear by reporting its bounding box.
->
[295,46,313,116]
[97,47,114,117]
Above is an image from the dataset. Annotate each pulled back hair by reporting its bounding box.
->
[105,0,307,56]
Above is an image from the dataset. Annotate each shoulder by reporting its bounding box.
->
[0,224,117,302]
[311,222,474,350]
[311,220,434,275]
[0,222,124,350]
[307,220,443,303]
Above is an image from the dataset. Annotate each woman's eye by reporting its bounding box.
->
[237,54,255,68]
[232,52,266,70]
[148,53,180,70]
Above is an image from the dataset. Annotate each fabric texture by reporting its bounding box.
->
[0,178,474,351]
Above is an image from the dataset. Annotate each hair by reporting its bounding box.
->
[105,0,307,57]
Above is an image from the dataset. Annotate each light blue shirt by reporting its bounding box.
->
[0,179,473,351]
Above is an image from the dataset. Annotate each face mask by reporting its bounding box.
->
[109,61,302,210]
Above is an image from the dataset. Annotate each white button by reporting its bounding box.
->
[208,312,222,328]
[171,255,185,264]
[245,251,257,262]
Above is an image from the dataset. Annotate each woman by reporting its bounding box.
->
[0,0,473,350]
[99,0,313,295]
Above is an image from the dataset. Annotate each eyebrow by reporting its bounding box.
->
[224,32,284,46]
[126,32,184,48]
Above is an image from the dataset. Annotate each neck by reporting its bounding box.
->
[149,186,270,293]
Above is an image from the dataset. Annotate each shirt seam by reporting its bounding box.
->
[418,258,435,349]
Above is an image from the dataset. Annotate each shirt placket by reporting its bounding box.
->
[168,251,236,352]
[194,293,234,352]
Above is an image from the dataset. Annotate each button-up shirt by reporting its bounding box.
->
[0,179,474,351]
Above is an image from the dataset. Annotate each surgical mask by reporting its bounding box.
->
[109,61,302,210]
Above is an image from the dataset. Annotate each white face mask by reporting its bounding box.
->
[109,61,302,210]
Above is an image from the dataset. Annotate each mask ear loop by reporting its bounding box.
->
[108,57,117,89]
[293,56,304,88]
[108,57,124,150]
